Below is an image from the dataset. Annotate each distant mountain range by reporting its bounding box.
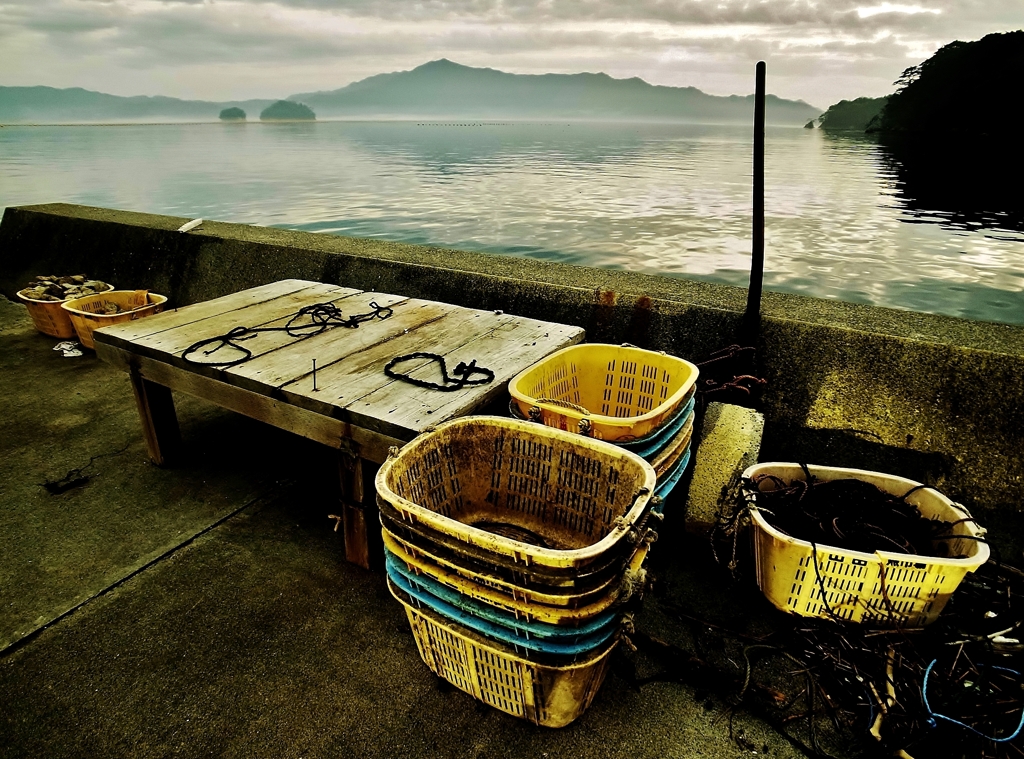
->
[0,59,820,125]
[0,87,275,124]
[289,59,820,124]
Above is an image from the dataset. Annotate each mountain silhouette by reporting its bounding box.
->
[289,59,820,124]
[0,86,274,123]
[0,60,820,124]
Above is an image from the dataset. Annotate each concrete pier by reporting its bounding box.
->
[2,202,1023,757]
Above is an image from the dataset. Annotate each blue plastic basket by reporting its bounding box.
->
[622,394,695,458]
[387,564,618,656]
[654,447,691,507]
[386,552,620,643]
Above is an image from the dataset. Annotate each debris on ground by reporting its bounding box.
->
[52,341,84,358]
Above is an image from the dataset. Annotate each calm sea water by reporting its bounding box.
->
[2,121,1022,325]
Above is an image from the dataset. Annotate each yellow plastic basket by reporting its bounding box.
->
[383,526,650,624]
[61,290,168,349]
[389,578,617,728]
[744,463,990,627]
[375,416,657,572]
[17,284,114,339]
[508,344,699,441]
[379,492,656,591]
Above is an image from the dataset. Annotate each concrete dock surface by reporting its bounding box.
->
[1,294,828,759]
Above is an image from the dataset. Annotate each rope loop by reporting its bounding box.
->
[182,300,394,367]
[384,352,495,392]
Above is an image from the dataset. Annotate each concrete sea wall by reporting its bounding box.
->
[2,203,1022,552]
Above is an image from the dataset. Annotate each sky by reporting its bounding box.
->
[1,0,1021,109]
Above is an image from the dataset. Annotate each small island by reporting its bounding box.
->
[259,100,316,121]
[219,107,246,122]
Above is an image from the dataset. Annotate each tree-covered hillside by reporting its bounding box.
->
[259,101,315,121]
[869,30,1023,138]
[817,97,887,132]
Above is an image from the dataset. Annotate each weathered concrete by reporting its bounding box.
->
[686,403,765,534]
[0,295,813,759]
[2,202,1021,557]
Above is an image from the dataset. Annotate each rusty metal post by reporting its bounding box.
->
[744,61,766,341]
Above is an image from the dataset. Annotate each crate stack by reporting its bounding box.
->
[375,416,658,728]
[508,344,700,512]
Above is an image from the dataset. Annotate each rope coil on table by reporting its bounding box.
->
[181,301,394,367]
[383,352,495,392]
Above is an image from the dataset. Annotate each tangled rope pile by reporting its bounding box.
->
[744,466,962,557]
[182,301,394,367]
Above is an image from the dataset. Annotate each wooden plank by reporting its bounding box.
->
[346,320,584,438]
[338,452,370,569]
[221,293,426,389]
[128,367,181,465]
[96,292,419,412]
[96,344,405,462]
[281,304,516,408]
[131,282,361,355]
[96,279,327,347]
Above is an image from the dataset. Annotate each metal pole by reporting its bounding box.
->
[744,61,766,340]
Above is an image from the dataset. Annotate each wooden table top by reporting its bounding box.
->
[94,279,585,441]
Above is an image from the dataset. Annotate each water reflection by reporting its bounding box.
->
[1,122,1022,325]
[877,138,1024,238]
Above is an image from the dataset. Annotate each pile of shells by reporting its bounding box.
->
[20,275,112,302]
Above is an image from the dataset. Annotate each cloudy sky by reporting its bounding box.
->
[1,0,1021,109]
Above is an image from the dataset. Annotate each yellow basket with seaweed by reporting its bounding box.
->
[508,344,699,441]
[375,416,657,572]
[744,463,990,627]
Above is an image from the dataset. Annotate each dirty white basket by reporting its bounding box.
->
[744,463,989,627]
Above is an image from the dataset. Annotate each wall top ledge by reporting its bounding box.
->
[4,202,1024,359]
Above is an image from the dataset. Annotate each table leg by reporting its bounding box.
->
[338,449,370,569]
[129,367,181,466]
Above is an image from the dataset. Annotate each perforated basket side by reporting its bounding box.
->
[508,344,699,441]
[377,416,657,571]
[745,463,990,627]
[381,521,620,608]
[396,582,616,727]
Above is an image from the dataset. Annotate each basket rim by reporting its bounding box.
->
[388,576,620,668]
[60,290,168,316]
[508,343,700,428]
[375,415,657,568]
[381,522,621,606]
[382,525,646,620]
[17,283,114,304]
[742,462,990,568]
[385,553,620,639]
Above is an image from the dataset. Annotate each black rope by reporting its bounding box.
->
[383,352,495,392]
[181,301,393,367]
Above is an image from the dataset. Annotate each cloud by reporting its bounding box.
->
[0,0,1020,104]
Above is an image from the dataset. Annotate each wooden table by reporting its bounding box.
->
[93,279,584,567]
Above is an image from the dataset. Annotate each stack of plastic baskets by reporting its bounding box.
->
[508,344,699,510]
[376,416,658,727]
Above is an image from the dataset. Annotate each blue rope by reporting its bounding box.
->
[922,658,1024,743]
